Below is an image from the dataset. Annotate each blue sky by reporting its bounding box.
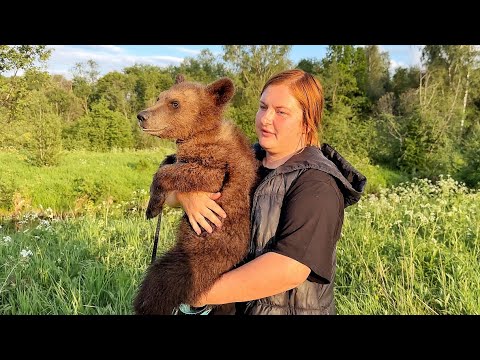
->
[43,45,423,79]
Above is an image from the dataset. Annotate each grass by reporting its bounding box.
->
[336,177,480,314]
[0,205,181,314]
[1,150,478,314]
[0,147,175,215]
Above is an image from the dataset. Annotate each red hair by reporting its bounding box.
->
[261,69,324,146]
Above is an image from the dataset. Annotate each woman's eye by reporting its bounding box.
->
[259,104,267,110]
[171,101,179,109]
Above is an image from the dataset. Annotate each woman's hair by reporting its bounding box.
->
[261,69,324,146]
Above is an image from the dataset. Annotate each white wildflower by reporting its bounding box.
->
[20,249,33,258]
[3,235,12,243]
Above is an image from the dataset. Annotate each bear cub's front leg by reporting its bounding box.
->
[145,154,176,219]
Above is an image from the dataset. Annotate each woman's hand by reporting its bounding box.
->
[176,191,227,235]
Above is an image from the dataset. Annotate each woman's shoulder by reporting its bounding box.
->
[290,168,344,202]
[299,168,339,187]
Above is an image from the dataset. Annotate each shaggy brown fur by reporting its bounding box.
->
[133,75,258,315]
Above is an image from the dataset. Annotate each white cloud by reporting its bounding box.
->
[45,45,184,79]
[168,46,202,55]
[389,59,405,74]
[409,45,424,67]
[87,45,124,53]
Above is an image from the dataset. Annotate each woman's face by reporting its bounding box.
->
[255,84,304,157]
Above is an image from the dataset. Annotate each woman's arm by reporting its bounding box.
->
[163,190,227,235]
[191,252,311,307]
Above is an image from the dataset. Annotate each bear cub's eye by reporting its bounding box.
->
[171,101,180,109]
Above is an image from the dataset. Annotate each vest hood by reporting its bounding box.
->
[253,143,367,208]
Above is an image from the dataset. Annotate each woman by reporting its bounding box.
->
[165,69,366,315]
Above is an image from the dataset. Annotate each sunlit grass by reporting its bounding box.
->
[0,201,182,314]
[0,147,175,215]
[337,176,480,314]
[1,148,478,314]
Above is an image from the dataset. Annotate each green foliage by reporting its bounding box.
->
[1,45,479,187]
[320,45,367,110]
[335,148,410,194]
[15,91,63,166]
[1,175,478,314]
[296,58,323,75]
[223,45,293,106]
[90,71,136,118]
[0,177,16,211]
[391,66,420,96]
[178,49,228,84]
[220,45,293,142]
[45,85,84,123]
[72,177,108,203]
[0,45,51,75]
[0,149,174,213]
[337,177,480,314]
[71,60,101,114]
[459,123,480,187]
[322,102,376,158]
[123,64,174,110]
[364,45,390,102]
[64,100,134,151]
[225,102,257,143]
[376,67,466,178]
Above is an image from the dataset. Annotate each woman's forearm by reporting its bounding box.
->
[202,252,311,305]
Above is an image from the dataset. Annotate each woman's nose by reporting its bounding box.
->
[260,109,274,125]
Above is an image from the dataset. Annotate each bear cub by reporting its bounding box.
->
[134,75,258,315]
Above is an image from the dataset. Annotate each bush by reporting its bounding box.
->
[18,91,63,166]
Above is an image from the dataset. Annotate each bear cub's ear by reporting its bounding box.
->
[206,78,235,106]
[175,74,186,84]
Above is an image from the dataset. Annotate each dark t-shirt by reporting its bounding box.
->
[258,165,344,284]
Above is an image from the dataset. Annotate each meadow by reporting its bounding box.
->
[0,149,478,314]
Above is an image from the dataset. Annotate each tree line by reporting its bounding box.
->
[1,45,479,187]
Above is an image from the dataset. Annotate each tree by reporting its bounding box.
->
[459,122,480,187]
[319,46,373,156]
[71,59,100,114]
[91,71,136,118]
[0,45,52,121]
[391,66,420,97]
[65,100,134,151]
[320,45,361,109]
[123,64,174,110]
[422,45,480,131]
[364,45,390,102]
[18,91,63,166]
[222,45,293,140]
[178,49,228,83]
[296,58,322,75]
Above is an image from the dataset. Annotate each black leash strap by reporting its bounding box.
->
[151,211,162,264]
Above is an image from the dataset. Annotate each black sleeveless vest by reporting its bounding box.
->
[242,144,366,315]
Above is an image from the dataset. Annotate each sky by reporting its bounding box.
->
[41,45,424,79]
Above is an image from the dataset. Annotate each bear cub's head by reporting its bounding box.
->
[137,74,235,141]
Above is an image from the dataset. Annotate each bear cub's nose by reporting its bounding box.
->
[137,111,148,123]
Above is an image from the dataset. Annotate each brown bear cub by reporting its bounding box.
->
[133,75,258,315]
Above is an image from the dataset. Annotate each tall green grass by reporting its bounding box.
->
[337,176,480,314]
[1,150,478,314]
[1,176,478,314]
[0,203,181,314]
[0,147,175,215]
[0,147,408,216]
